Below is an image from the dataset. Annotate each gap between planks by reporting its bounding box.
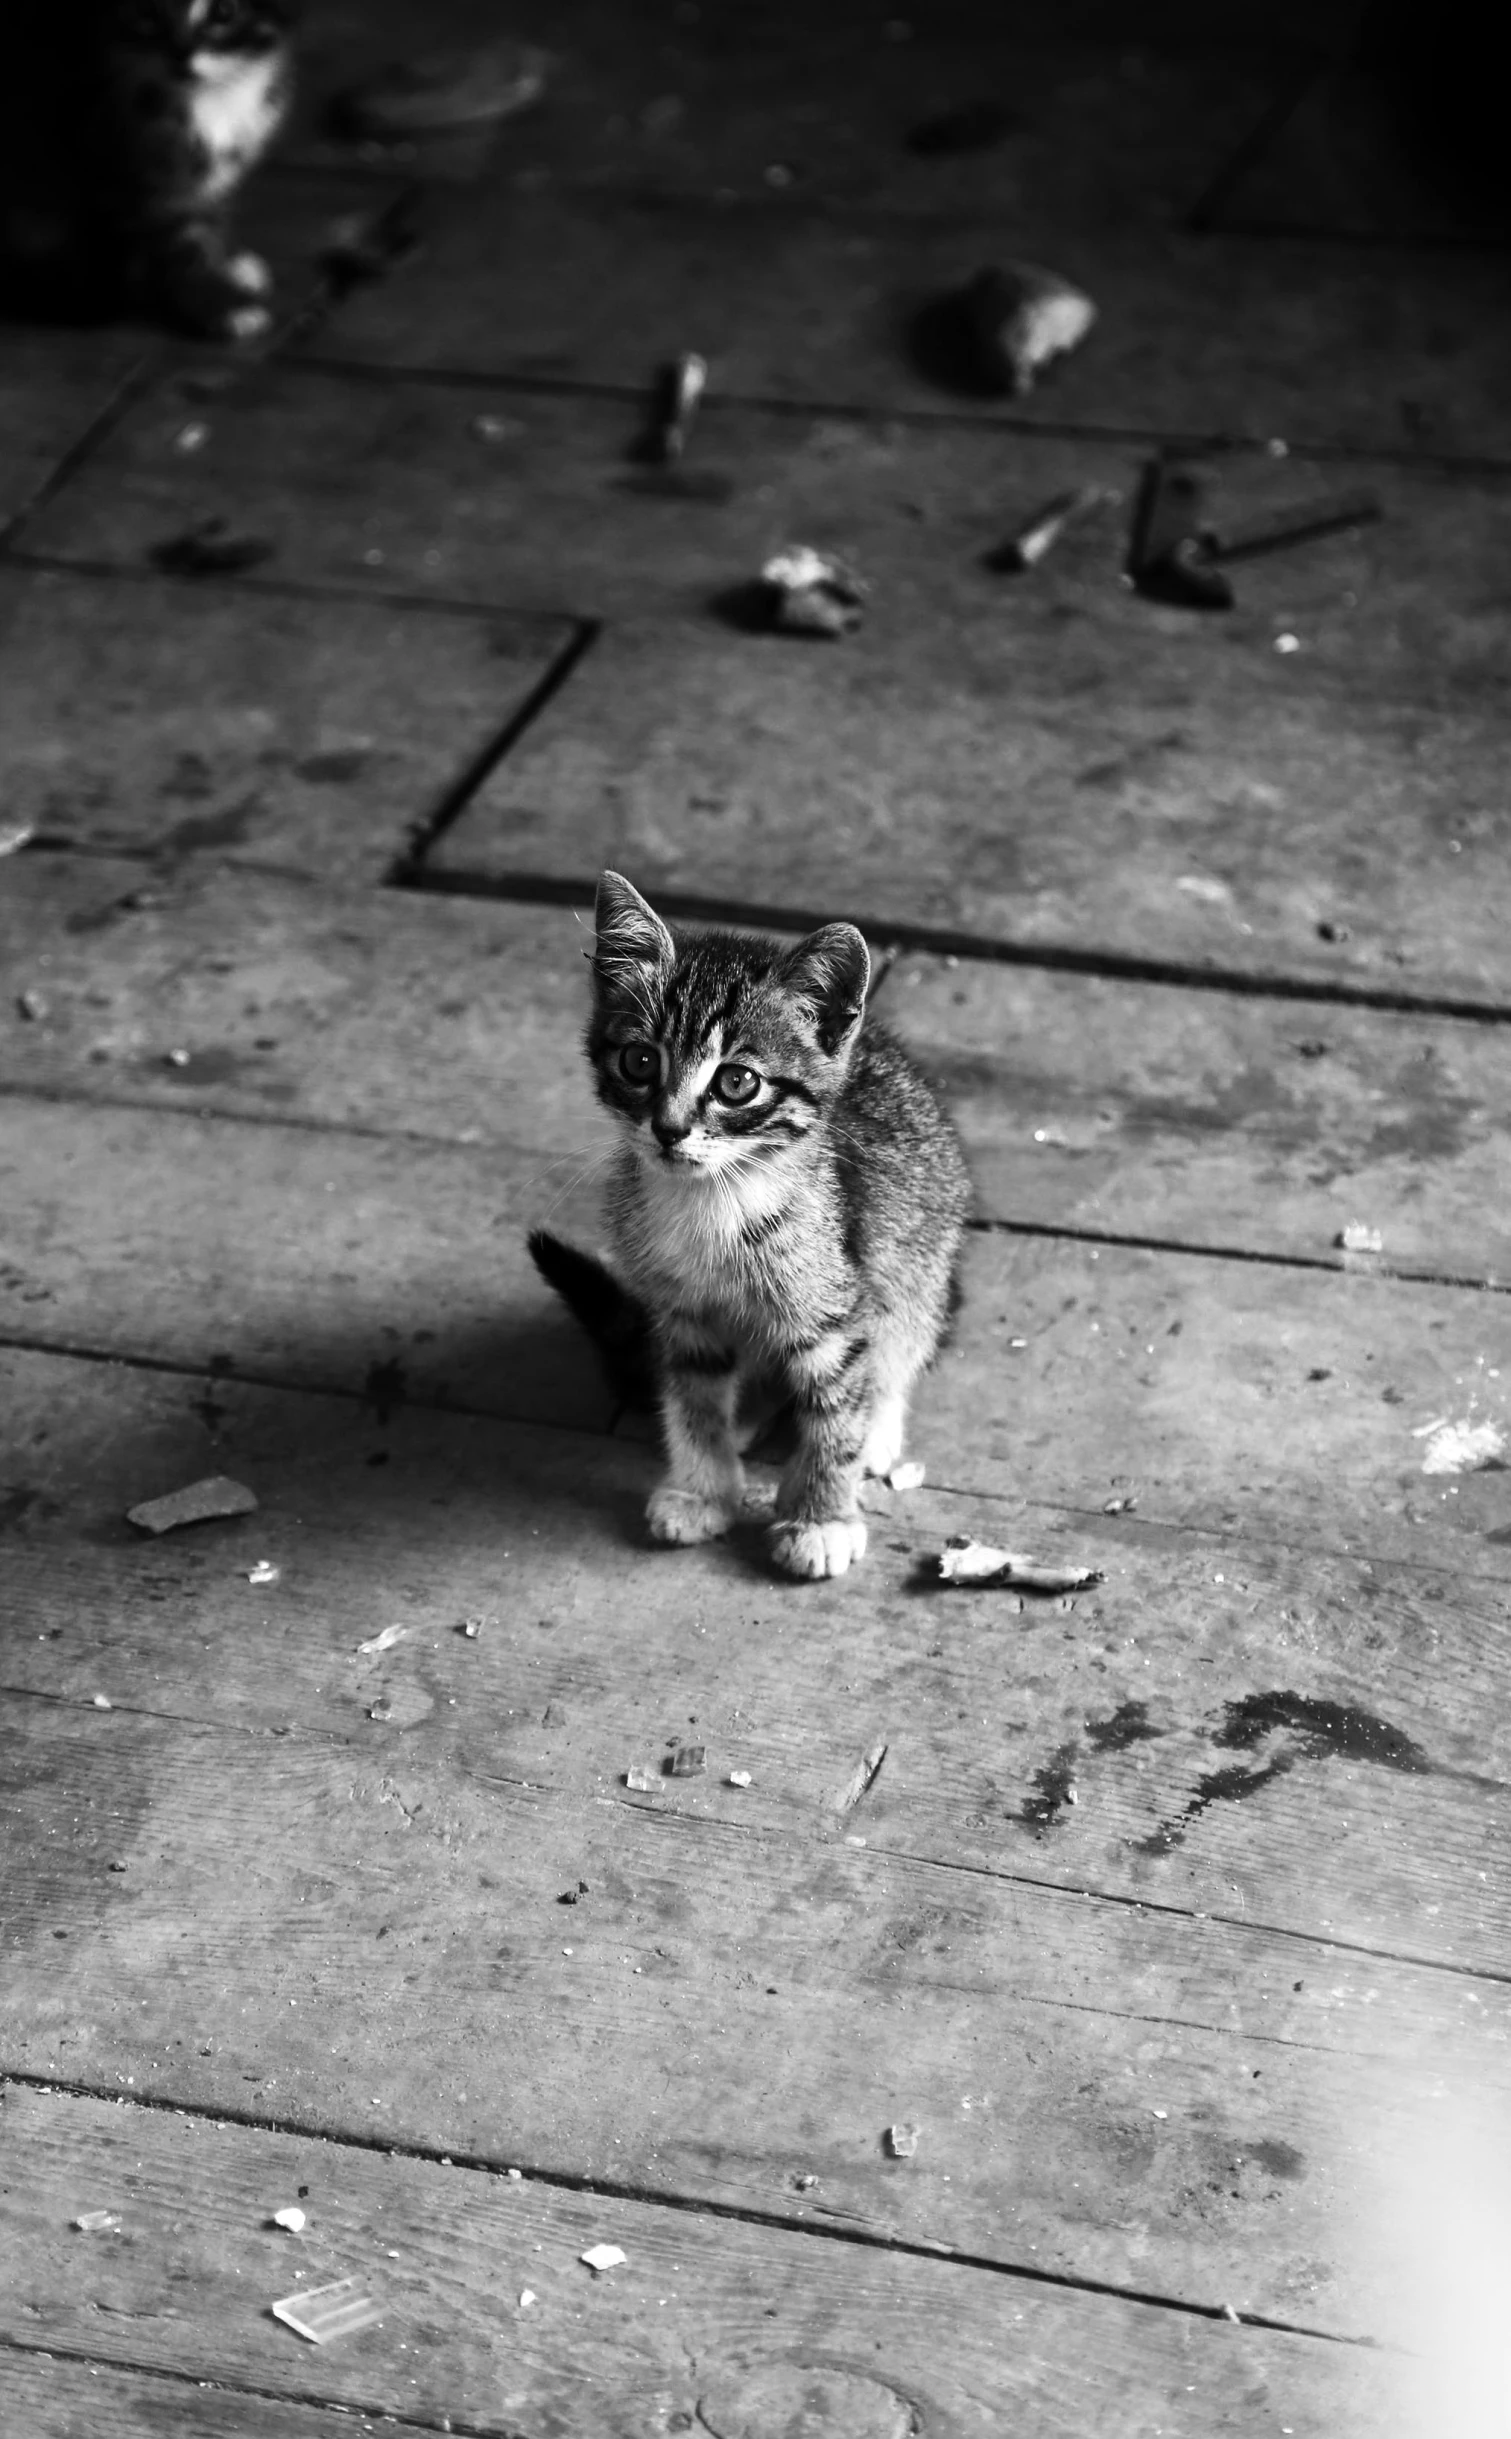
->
[0,2074,1383,2354]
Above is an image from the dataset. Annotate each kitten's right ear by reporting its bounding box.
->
[592,870,675,1000]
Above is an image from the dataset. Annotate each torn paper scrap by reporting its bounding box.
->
[127,1476,258,1534]
[271,2276,382,2344]
[1420,1420,1507,1477]
[937,1536,1104,1592]
[356,1624,407,1655]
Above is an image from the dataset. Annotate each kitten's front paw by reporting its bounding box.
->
[646,1486,736,1546]
[768,1515,868,1580]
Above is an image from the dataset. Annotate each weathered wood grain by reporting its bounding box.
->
[3,861,1509,1282]
[0,2086,1407,2437]
[4,1094,1507,1562]
[3,1348,1507,1972]
[430,614,1511,1007]
[0,333,146,542]
[308,182,1511,461]
[0,2353,391,2439]
[0,1099,611,1431]
[24,365,1510,684]
[0,565,573,882]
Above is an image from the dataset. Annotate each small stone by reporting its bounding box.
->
[726,1769,753,1788]
[273,2206,307,2232]
[579,2243,627,2274]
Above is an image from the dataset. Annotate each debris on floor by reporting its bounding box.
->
[668,1743,707,1776]
[460,1614,496,1638]
[16,988,48,1020]
[1419,1418,1507,1476]
[1101,1495,1137,1515]
[727,1769,753,1788]
[624,1766,658,1792]
[886,2122,921,2157]
[759,546,868,637]
[1336,1223,1384,1254]
[73,2209,122,2233]
[272,2206,307,2232]
[519,2287,537,2307]
[830,1739,888,1814]
[330,39,551,138]
[648,352,707,465]
[960,261,1096,396]
[0,818,36,858]
[1127,459,1232,610]
[127,1475,258,1535]
[271,2275,383,2343]
[149,519,275,578]
[887,1460,927,1491]
[990,484,1109,572]
[1205,488,1382,563]
[579,2243,627,2275]
[356,1624,407,1655]
[937,1537,1104,1592]
[247,1560,281,1585]
[92,1694,113,1710]
[558,1880,589,1905]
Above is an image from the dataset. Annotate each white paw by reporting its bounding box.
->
[768,1514,868,1580]
[225,300,273,343]
[646,1485,736,1546]
[859,1395,906,1478]
[228,250,273,297]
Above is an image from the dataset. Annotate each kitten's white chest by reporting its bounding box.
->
[190,51,286,200]
[633,1158,789,1316]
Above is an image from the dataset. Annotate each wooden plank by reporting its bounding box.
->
[0,2353,390,2439]
[0,332,146,541]
[21,361,1509,659]
[0,1100,610,1431]
[4,1693,1508,2346]
[0,2088,1403,2437]
[4,861,1510,1283]
[309,182,1511,460]
[2,1349,1507,1973]
[3,1091,1510,1559]
[0,565,573,882]
[429,614,1511,1007]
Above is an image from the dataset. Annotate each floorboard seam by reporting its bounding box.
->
[2,542,585,628]
[0,2332,509,2438]
[0,2075,1390,2352]
[289,351,1511,478]
[966,1213,1510,1294]
[0,353,165,554]
[395,871,1511,1024]
[389,620,603,878]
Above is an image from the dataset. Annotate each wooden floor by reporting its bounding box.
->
[4,5,1511,2433]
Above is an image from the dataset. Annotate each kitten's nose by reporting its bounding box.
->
[652,1114,692,1151]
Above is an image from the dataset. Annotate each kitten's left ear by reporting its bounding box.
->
[777,923,871,1055]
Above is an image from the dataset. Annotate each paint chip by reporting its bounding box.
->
[127,1475,258,1535]
[1421,1419,1507,1477]
[580,2244,627,2275]
[247,1560,280,1585]
[356,1624,407,1655]
[74,2210,121,2233]
[271,2276,381,2344]
[272,2207,306,2232]
[886,2122,921,2158]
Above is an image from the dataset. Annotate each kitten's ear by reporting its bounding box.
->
[593,870,675,999]
[777,922,871,1055]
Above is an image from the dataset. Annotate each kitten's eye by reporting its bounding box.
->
[712,1063,760,1106]
[617,1043,658,1087]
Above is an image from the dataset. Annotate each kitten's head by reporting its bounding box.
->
[105,0,295,60]
[587,870,870,1177]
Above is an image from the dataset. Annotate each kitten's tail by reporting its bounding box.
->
[527,1231,657,1409]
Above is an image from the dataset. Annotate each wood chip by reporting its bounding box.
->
[937,1537,1103,1593]
[126,1476,258,1535]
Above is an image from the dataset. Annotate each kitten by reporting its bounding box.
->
[532,872,971,1582]
[0,0,294,340]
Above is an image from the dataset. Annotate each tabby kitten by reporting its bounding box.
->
[0,0,294,339]
[534,872,971,1582]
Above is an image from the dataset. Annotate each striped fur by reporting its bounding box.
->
[577,870,970,1581]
